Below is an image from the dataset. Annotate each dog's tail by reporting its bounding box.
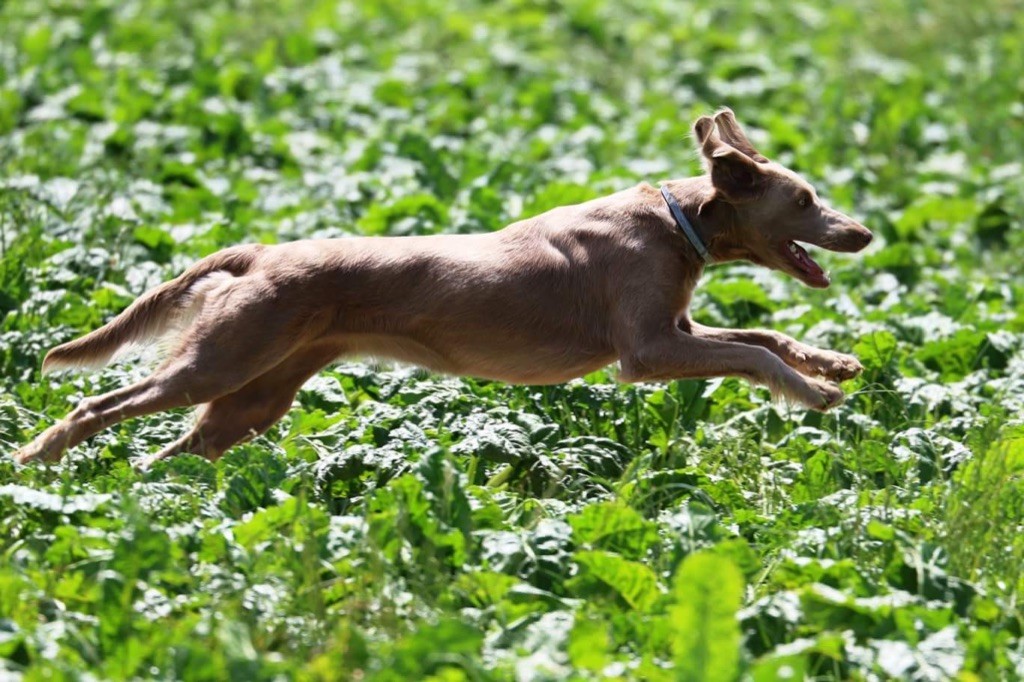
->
[42,245,261,374]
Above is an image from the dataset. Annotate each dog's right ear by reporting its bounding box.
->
[693,115,766,203]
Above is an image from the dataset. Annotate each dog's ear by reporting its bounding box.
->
[693,115,766,202]
[713,108,768,163]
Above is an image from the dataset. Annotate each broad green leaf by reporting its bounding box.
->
[569,501,659,560]
[670,552,744,682]
[571,550,661,612]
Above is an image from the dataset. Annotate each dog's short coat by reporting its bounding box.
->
[14,109,872,467]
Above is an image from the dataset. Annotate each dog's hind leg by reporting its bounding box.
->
[139,341,343,467]
[13,289,318,465]
[13,369,245,465]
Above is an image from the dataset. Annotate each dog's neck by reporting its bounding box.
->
[656,177,730,262]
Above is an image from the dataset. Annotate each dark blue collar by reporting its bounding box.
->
[661,185,712,263]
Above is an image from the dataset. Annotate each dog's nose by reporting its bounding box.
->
[853,228,873,249]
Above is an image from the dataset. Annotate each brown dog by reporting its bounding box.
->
[14,109,872,467]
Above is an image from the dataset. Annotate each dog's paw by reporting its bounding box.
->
[11,432,65,465]
[774,372,845,412]
[134,451,173,471]
[799,351,863,382]
[11,443,42,465]
[805,377,845,412]
[818,353,863,382]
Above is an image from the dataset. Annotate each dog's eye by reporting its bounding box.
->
[797,194,811,208]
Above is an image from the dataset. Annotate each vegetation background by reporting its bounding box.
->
[1,0,1023,679]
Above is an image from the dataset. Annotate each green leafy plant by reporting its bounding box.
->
[2,0,1023,679]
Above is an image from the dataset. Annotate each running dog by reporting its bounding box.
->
[13,109,872,467]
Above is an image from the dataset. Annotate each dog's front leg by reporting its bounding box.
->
[686,321,862,383]
[619,330,845,411]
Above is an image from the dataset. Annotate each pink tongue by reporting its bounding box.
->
[793,243,823,274]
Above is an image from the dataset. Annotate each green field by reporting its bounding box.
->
[2,0,1023,679]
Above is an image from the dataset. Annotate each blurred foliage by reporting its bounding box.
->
[2,0,1024,679]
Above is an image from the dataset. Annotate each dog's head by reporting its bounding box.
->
[692,109,873,288]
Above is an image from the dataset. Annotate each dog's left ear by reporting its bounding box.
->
[713,108,769,163]
[693,115,766,203]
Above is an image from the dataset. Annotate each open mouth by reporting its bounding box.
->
[780,240,830,288]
